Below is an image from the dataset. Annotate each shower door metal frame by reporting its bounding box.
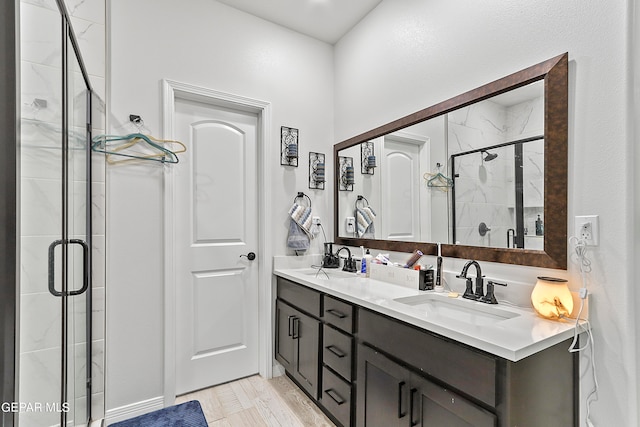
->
[52,0,95,424]
[450,135,543,246]
[0,0,18,426]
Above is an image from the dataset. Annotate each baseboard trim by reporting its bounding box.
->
[104,396,164,424]
[272,361,285,377]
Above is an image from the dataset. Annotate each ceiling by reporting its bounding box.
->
[216,0,384,44]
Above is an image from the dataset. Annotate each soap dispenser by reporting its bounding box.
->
[535,215,544,236]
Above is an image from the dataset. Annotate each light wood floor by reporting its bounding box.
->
[175,374,337,427]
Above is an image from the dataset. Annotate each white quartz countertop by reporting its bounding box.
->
[273,266,580,362]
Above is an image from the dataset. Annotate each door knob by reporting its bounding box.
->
[240,252,256,261]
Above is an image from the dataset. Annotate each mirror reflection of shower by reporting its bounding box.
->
[451,136,544,250]
[478,222,491,246]
[482,150,498,162]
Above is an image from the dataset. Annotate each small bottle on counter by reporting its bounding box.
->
[363,249,372,278]
[404,250,423,268]
[535,215,544,236]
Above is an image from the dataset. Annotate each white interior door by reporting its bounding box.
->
[381,135,427,241]
[174,98,259,395]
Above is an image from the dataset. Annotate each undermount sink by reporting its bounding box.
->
[393,293,520,327]
[298,268,357,280]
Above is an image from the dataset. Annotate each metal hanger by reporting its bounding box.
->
[91,133,183,164]
[425,163,453,189]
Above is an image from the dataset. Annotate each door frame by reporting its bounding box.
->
[161,79,273,405]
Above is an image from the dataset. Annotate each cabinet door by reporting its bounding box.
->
[294,309,321,399]
[275,300,296,371]
[356,344,411,427]
[409,373,496,427]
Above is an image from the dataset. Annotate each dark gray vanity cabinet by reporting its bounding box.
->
[276,277,356,426]
[320,295,356,427]
[356,344,412,427]
[410,374,496,427]
[275,279,322,400]
[358,307,577,427]
[275,277,577,427]
[356,344,496,427]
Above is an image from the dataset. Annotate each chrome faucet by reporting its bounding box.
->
[457,260,484,300]
[336,247,357,272]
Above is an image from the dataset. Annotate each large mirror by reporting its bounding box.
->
[334,53,567,269]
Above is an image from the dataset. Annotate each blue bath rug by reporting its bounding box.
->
[109,400,207,427]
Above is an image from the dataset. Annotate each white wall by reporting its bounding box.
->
[106,0,334,413]
[335,1,636,426]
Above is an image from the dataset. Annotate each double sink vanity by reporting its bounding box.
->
[274,264,578,427]
[273,52,577,426]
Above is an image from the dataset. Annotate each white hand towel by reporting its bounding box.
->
[356,206,376,238]
[289,203,313,236]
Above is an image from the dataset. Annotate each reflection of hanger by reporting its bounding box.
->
[91,133,186,164]
[425,163,453,190]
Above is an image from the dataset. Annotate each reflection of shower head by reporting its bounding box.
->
[482,150,498,162]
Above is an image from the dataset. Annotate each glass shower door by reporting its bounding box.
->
[19,4,92,425]
[58,19,93,426]
[67,30,92,426]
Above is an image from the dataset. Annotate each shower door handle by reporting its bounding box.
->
[69,239,89,296]
[48,240,64,297]
[48,239,89,297]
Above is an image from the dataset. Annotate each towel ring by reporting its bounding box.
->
[355,195,369,209]
[294,191,312,207]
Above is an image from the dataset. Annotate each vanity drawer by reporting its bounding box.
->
[277,277,321,318]
[323,295,355,333]
[323,324,353,381]
[321,366,352,427]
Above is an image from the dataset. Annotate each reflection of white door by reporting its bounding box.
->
[174,98,259,395]
[381,134,428,241]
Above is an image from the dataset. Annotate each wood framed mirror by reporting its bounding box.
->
[334,53,568,269]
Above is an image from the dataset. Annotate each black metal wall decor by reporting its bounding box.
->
[280,126,299,166]
[309,152,325,190]
[338,156,354,191]
[361,141,376,174]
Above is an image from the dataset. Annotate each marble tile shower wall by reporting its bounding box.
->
[448,100,510,247]
[20,0,106,425]
[447,95,543,248]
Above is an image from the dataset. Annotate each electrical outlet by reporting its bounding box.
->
[312,216,321,225]
[575,215,599,246]
[346,217,355,233]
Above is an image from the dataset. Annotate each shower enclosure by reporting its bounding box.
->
[450,137,545,249]
[16,0,99,425]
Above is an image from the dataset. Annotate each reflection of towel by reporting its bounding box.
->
[356,206,376,238]
[289,203,312,236]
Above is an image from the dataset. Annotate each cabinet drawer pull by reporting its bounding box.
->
[410,388,419,426]
[398,381,407,418]
[326,345,346,358]
[327,308,347,319]
[292,317,300,339]
[325,388,346,405]
[288,315,294,337]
